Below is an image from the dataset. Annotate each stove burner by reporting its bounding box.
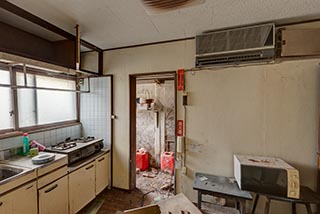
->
[51,142,77,150]
[73,136,95,144]
[50,136,96,151]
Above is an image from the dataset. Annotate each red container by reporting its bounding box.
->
[136,150,149,171]
[161,152,175,174]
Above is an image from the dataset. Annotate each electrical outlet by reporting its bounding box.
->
[182,166,187,175]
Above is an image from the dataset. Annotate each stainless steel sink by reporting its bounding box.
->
[0,165,24,182]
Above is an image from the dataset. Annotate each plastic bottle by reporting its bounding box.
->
[22,133,30,156]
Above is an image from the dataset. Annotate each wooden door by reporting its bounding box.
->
[69,162,96,214]
[95,153,110,195]
[0,190,13,214]
[12,181,37,214]
[39,176,68,214]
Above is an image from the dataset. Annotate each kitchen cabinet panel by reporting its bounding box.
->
[69,161,96,214]
[95,153,110,195]
[39,176,68,214]
[13,181,37,214]
[0,191,13,214]
[0,181,37,214]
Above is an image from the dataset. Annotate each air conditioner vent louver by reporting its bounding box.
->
[196,23,275,67]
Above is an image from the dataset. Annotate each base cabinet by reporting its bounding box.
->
[38,176,68,214]
[0,181,37,214]
[69,161,96,214]
[0,189,13,214]
[95,153,110,195]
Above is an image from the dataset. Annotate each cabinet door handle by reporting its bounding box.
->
[26,185,34,190]
[85,164,94,170]
[98,157,105,162]
[0,202,3,206]
[44,184,58,193]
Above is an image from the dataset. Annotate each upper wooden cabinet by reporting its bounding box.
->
[0,1,103,73]
[0,21,76,69]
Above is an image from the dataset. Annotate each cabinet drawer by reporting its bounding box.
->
[38,165,68,189]
[69,161,96,214]
[95,153,110,195]
[37,157,67,177]
[39,176,68,214]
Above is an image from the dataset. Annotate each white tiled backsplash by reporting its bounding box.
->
[80,77,111,148]
[0,124,81,151]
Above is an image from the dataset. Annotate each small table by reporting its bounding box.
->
[193,172,252,214]
[252,186,320,214]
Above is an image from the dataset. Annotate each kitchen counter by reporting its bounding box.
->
[0,148,109,195]
[1,152,67,170]
[68,148,110,173]
[0,152,68,195]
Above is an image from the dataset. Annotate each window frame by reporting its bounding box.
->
[0,64,80,138]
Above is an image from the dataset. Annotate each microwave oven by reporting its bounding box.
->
[234,154,300,199]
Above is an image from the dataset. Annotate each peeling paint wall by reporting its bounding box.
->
[136,81,176,168]
[104,39,319,213]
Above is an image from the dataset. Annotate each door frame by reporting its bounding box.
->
[129,71,177,190]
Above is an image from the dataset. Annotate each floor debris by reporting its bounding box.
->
[136,169,175,205]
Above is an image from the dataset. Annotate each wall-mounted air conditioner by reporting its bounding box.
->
[196,23,275,67]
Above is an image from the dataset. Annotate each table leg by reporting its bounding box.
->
[251,194,260,214]
[305,203,312,214]
[197,191,202,210]
[264,197,271,214]
[292,203,296,214]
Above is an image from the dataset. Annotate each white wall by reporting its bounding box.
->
[104,39,194,189]
[104,39,320,213]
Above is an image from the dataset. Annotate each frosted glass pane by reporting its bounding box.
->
[16,72,35,86]
[36,75,76,90]
[18,89,36,127]
[37,90,77,124]
[0,69,13,130]
[36,76,76,124]
[17,73,37,127]
[0,88,13,130]
[0,69,10,84]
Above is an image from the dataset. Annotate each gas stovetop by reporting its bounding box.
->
[50,137,95,151]
[46,137,104,165]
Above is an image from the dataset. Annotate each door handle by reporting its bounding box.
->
[26,185,34,190]
[98,157,105,162]
[44,184,58,193]
[85,164,94,170]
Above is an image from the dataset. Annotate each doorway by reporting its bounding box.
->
[129,72,177,204]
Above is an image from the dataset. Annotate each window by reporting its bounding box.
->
[0,69,14,131]
[0,65,78,134]
[16,73,77,127]
[34,75,77,125]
